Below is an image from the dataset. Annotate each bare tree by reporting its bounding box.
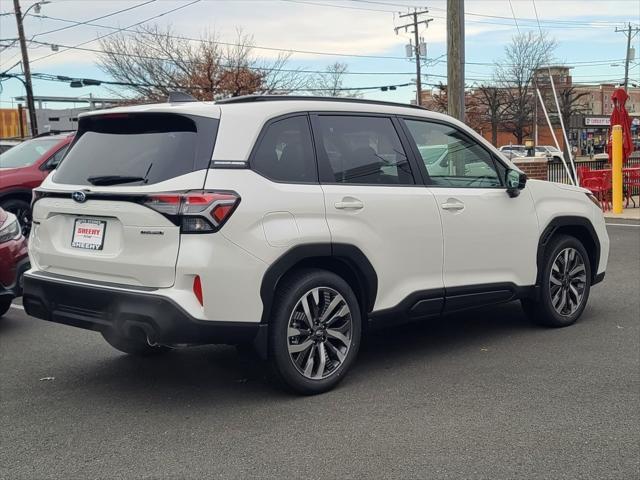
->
[475,85,509,146]
[556,86,590,132]
[422,82,448,113]
[421,83,485,133]
[98,25,306,101]
[495,31,556,143]
[311,62,359,97]
[538,85,590,157]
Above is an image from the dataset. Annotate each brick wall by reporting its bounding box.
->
[512,157,548,181]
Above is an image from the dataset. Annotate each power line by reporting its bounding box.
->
[3,70,628,96]
[281,0,394,13]
[22,12,409,60]
[298,0,628,29]
[19,38,629,82]
[507,0,521,35]
[350,1,629,27]
[10,17,628,70]
[0,0,158,70]
[26,0,203,67]
[22,38,439,76]
[3,71,413,92]
[30,0,157,38]
[0,0,200,71]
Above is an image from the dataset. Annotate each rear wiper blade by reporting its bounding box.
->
[86,175,147,186]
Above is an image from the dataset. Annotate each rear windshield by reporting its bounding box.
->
[53,113,218,186]
[0,138,60,168]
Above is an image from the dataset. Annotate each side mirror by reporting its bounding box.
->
[506,169,527,198]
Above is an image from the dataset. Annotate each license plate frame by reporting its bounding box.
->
[71,218,107,251]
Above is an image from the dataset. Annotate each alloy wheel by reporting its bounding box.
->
[287,287,353,380]
[549,247,587,316]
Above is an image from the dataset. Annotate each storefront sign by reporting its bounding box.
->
[585,117,610,126]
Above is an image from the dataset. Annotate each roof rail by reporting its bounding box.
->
[167,91,197,103]
[34,130,76,138]
[215,95,428,110]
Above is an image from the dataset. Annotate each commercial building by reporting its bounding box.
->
[1,95,128,138]
[420,67,639,154]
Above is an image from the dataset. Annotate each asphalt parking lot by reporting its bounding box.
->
[1,222,638,480]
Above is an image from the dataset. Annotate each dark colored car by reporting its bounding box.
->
[0,133,74,235]
[0,207,29,317]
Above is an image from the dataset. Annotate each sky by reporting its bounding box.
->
[0,0,639,109]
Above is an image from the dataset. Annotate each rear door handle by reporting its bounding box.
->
[335,197,364,210]
[441,199,465,211]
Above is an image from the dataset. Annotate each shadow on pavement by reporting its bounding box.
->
[54,300,542,405]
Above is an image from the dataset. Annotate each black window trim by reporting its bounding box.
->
[398,115,508,189]
[39,144,69,171]
[309,111,422,188]
[246,112,320,185]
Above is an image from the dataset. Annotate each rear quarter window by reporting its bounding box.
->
[250,115,317,183]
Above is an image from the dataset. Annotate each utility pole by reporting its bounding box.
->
[13,0,38,136]
[447,0,465,121]
[615,23,639,91]
[395,9,432,106]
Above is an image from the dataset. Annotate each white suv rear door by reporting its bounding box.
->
[311,114,444,314]
[401,118,539,291]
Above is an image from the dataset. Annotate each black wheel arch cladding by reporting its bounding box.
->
[536,216,600,284]
[259,243,377,324]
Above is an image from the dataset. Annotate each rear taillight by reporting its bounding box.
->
[143,191,240,233]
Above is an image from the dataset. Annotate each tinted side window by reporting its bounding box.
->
[404,119,503,188]
[314,115,414,185]
[251,116,317,183]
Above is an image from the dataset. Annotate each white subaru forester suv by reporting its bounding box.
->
[24,96,609,394]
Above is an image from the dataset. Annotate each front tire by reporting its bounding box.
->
[269,269,362,395]
[101,331,170,356]
[523,234,591,327]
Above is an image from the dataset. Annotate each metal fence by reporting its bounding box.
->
[548,155,640,197]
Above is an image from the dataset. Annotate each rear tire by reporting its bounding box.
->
[0,297,11,317]
[523,234,591,327]
[101,331,170,356]
[268,269,361,395]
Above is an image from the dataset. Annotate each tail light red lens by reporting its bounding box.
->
[193,275,204,306]
[143,191,240,233]
[144,194,182,215]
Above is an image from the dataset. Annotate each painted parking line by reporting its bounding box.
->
[606,223,640,227]
[10,304,24,310]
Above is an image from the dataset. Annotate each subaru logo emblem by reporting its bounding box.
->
[72,191,87,203]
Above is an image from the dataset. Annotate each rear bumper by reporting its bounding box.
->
[23,272,267,352]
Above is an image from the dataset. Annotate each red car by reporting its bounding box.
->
[0,132,74,235]
[0,207,29,317]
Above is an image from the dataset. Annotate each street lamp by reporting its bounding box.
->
[12,0,51,136]
[22,1,50,17]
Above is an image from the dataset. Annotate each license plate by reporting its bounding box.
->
[71,218,106,250]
